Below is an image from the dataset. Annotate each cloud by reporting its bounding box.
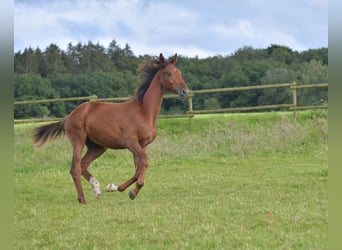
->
[305,0,328,9]
[214,20,256,39]
[14,0,327,57]
[15,0,200,53]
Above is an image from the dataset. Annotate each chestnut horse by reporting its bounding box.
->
[32,53,189,204]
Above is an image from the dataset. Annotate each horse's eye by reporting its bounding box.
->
[166,72,172,77]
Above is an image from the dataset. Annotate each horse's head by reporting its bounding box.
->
[159,53,190,98]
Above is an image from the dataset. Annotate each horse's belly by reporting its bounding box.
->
[88,134,125,149]
[87,124,126,149]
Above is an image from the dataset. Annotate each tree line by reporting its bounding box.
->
[14,40,328,118]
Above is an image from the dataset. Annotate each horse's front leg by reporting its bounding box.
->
[105,164,143,196]
[127,152,149,200]
[105,173,138,193]
[105,146,148,200]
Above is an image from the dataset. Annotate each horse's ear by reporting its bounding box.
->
[170,53,177,64]
[159,53,165,63]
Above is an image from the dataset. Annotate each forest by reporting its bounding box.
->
[14,40,328,118]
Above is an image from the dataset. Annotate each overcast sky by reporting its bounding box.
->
[14,0,328,58]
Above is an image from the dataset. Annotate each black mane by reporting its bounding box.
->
[135,57,169,104]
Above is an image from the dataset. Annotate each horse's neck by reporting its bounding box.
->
[141,75,164,124]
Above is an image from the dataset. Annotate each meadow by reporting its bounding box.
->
[14,111,328,249]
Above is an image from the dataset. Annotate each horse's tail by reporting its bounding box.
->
[32,118,66,147]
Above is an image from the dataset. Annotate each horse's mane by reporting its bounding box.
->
[135,57,169,104]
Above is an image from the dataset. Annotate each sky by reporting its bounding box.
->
[14,0,328,58]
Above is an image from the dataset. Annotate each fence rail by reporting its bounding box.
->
[186,82,328,118]
[14,82,328,124]
[14,95,99,105]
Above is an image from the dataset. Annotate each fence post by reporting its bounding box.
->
[188,94,193,113]
[188,94,194,125]
[291,82,297,120]
[89,95,98,102]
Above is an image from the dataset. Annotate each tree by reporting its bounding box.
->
[77,41,114,73]
[258,68,296,105]
[14,74,60,118]
[64,42,81,74]
[14,47,40,74]
[204,97,221,110]
[300,48,328,65]
[266,44,298,64]
[296,60,328,105]
[232,46,267,62]
[41,44,68,76]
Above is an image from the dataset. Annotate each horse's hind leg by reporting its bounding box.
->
[69,142,86,204]
[66,123,87,204]
[81,140,106,198]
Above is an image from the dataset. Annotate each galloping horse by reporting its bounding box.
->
[32,53,189,204]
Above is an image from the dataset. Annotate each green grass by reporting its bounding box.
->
[14,111,328,249]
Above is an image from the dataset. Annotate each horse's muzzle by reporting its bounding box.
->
[178,87,190,98]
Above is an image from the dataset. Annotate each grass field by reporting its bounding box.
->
[14,111,328,249]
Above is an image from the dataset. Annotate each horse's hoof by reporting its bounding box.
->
[78,199,87,204]
[92,191,101,198]
[105,183,118,192]
[129,190,136,200]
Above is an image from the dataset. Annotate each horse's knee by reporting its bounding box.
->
[70,168,81,180]
[136,181,144,188]
[142,156,149,168]
[69,168,75,177]
[133,172,139,181]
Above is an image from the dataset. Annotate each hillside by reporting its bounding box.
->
[14,43,328,118]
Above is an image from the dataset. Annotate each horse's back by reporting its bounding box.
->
[67,101,131,123]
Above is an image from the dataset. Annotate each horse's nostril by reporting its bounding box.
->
[181,88,189,97]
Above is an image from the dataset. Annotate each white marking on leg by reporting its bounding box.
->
[105,183,118,192]
[89,176,101,197]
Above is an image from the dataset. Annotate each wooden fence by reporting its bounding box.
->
[14,82,328,124]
